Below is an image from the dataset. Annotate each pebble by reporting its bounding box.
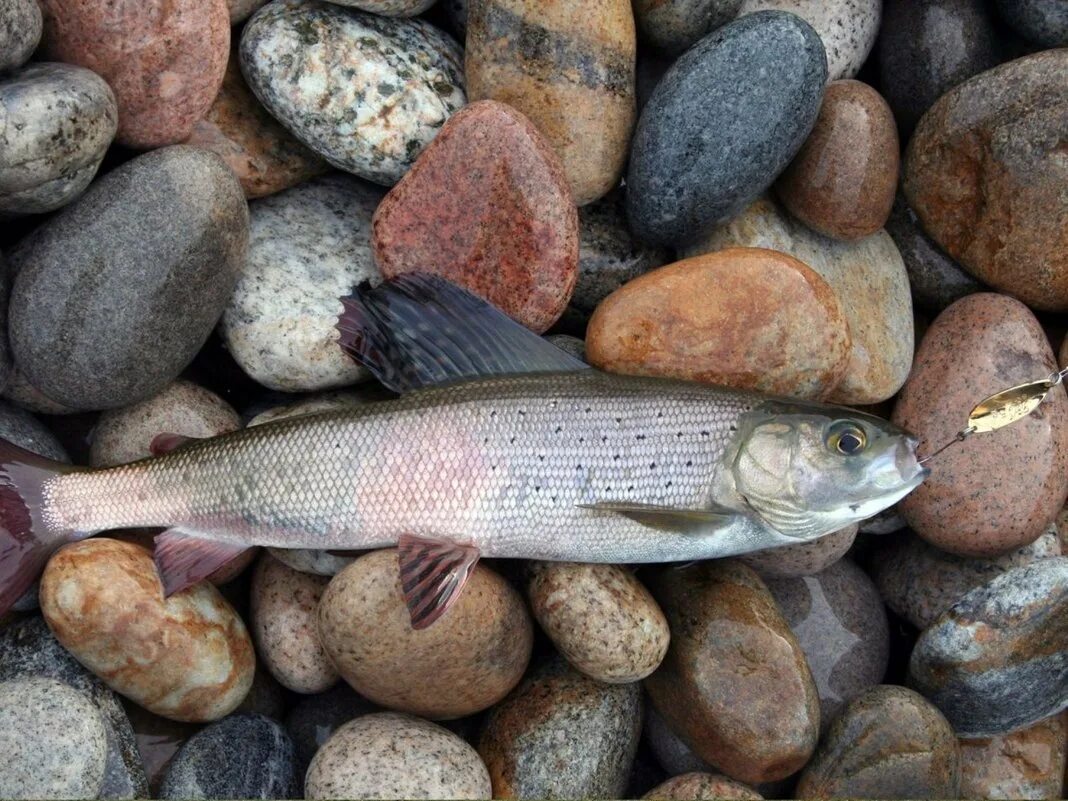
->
[372,100,579,332]
[738,0,878,82]
[0,677,108,800]
[526,562,670,683]
[222,173,381,391]
[893,293,1068,557]
[879,0,1002,136]
[632,0,742,55]
[229,0,268,23]
[960,713,1067,800]
[466,0,636,205]
[8,145,249,411]
[885,189,984,312]
[0,0,41,71]
[572,189,671,315]
[39,538,256,723]
[644,701,713,776]
[240,0,465,185]
[995,0,1068,46]
[764,560,889,731]
[478,657,643,799]
[89,380,241,468]
[2,368,79,415]
[643,772,762,800]
[184,46,327,199]
[0,397,68,462]
[586,248,851,400]
[306,711,491,800]
[775,80,898,241]
[159,713,299,800]
[796,685,961,799]
[317,549,533,719]
[685,196,914,405]
[904,50,1068,312]
[0,63,117,218]
[250,553,338,694]
[739,524,857,579]
[326,0,435,15]
[908,557,1068,737]
[38,0,229,149]
[626,11,827,247]
[645,561,820,784]
[0,616,149,799]
[285,683,377,773]
[268,547,358,576]
[873,528,1063,630]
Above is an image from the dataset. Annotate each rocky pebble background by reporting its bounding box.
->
[1,0,1067,798]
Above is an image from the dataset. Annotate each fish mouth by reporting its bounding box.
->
[897,435,930,488]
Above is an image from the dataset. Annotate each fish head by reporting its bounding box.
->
[728,402,927,539]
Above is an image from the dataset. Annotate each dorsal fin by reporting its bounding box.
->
[335,273,587,393]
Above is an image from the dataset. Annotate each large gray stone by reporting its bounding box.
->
[0,0,41,72]
[995,0,1068,46]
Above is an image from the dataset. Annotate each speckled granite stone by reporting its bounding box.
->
[0,62,117,217]
[8,146,249,411]
[2,368,78,415]
[0,0,41,71]
[0,677,108,800]
[632,0,742,55]
[959,713,1067,800]
[739,0,877,81]
[307,712,491,799]
[995,0,1068,46]
[160,713,298,800]
[740,524,857,578]
[269,548,358,576]
[626,11,827,247]
[0,398,67,462]
[229,0,269,23]
[285,683,377,774]
[478,657,642,799]
[546,334,586,362]
[222,173,381,392]
[908,558,1068,737]
[644,772,763,800]
[326,0,436,15]
[240,0,464,185]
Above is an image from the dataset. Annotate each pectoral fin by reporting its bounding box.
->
[153,529,250,597]
[577,501,733,532]
[397,534,480,630]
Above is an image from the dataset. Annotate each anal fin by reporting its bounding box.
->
[153,528,250,597]
[150,433,200,456]
[577,501,733,533]
[397,534,480,630]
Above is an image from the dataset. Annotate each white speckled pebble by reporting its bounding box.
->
[0,677,108,800]
[305,711,492,800]
[325,0,436,17]
[739,524,858,578]
[222,173,384,392]
[738,0,881,81]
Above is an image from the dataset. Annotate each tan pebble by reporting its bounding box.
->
[739,524,857,578]
[643,772,763,800]
[958,713,1066,800]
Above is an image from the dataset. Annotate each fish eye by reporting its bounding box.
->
[827,423,868,456]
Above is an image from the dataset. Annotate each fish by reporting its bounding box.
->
[0,274,928,627]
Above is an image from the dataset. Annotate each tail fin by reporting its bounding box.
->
[0,439,81,615]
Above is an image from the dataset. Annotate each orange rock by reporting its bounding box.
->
[586,247,851,400]
[643,772,763,800]
[959,714,1067,800]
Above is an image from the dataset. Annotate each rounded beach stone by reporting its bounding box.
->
[885,189,984,312]
[0,398,67,462]
[478,657,643,799]
[995,0,1068,46]
[123,701,199,795]
[2,368,78,415]
[907,558,1068,737]
[222,173,381,392]
[39,538,256,723]
[0,0,42,71]
[685,196,914,406]
[625,11,827,248]
[318,549,532,719]
[764,559,889,731]
[184,47,326,199]
[8,146,249,411]
[643,772,762,800]
[872,527,1062,630]
[0,62,117,217]
[306,711,491,800]
[250,553,337,694]
[526,562,669,683]
[286,683,377,773]
[268,548,357,576]
[903,50,1068,312]
[775,80,898,241]
[229,0,268,23]
[38,0,229,149]
[878,0,1001,136]
[644,561,820,784]
[159,713,299,800]
[466,0,636,205]
[893,294,1068,557]
[324,0,435,15]
[738,0,878,81]
[644,701,713,776]
[586,248,850,400]
[632,0,742,55]
[959,713,1067,800]
[240,0,465,185]
[90,380,241,468]
[371,100,579,333]
[739,524,857,578]
[0,676,108,800]
[796,685,961,799]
